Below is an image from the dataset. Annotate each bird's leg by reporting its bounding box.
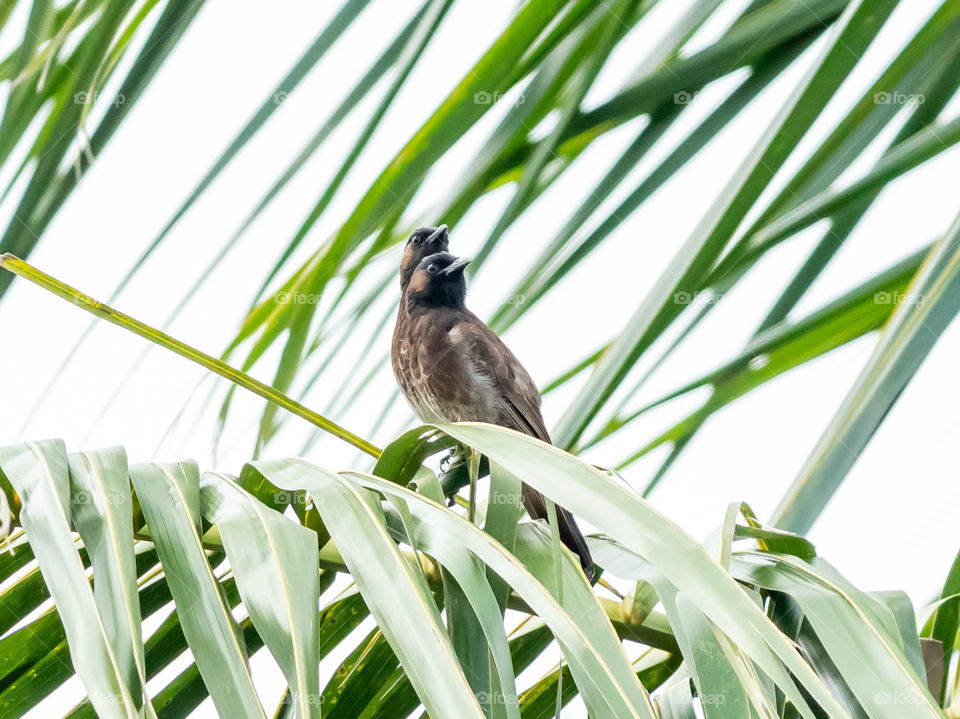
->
[467,447,480,524]
[439,446,459,474]
[438,445,464,507]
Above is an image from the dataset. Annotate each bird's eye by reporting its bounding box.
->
[412,236,422,246]
[427,264,438,273]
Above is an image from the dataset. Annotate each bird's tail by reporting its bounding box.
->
[521,485,595,578]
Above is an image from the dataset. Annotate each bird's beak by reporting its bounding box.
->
[443,257,471,276]
[426,224,448,244]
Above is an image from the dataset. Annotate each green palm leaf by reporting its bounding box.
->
[2,1,960,715]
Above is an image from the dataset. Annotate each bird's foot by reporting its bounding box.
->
[439,447,459,474]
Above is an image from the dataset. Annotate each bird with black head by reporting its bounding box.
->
[392,248,595,576]
[399,225,449,292]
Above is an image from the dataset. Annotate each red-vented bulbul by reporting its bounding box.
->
[392,248,594,576]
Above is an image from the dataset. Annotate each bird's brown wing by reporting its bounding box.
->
[452,313,595,577]
[453,312,551,443]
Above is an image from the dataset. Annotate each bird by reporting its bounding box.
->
[392,247,594,576]
[399,225,449,292]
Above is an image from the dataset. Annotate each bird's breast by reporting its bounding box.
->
[392,311,497,424]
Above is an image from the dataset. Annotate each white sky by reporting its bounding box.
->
[2,0,960,715]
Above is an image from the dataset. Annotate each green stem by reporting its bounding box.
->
[0,253,382,458]
[467,448,480,524]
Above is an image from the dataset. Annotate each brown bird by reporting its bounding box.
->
[392,247,594,576]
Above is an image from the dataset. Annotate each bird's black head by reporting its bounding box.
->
[406,251,470,309]
[400,225,449,290]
